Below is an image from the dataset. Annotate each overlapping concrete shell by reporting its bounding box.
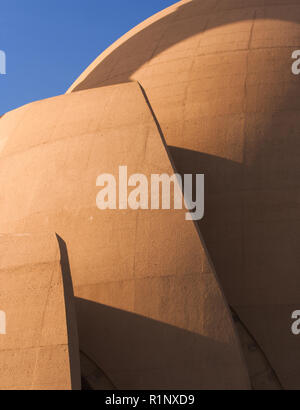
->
[0,233,80,390]
[0,0,300,389]
[67,0,300,389]
[0,83,250,389]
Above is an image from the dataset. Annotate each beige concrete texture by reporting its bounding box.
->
[0,233,81,390]
[66,0,300,389]
[0,82,250,389]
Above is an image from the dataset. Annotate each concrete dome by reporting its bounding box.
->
[68,0,300,389]
[1,0,300,389]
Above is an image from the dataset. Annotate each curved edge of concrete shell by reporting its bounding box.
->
[0,232,81,390]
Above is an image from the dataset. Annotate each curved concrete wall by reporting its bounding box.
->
[0,82,250,389]
[67,0,300,388]
[0,233,81,390]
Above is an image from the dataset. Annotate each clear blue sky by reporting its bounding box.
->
[0,0,178,115]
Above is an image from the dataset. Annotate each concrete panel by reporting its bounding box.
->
[0,82,249,389]
[0,233,81,390]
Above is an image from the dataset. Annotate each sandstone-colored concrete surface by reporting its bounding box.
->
[0,233,81,390]
[67,0,300,389]
[0,82,250,389]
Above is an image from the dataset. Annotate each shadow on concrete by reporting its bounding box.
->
[75,297,246,390]
[168,131,300,388]
[80,350,116,391]
[56,235,82,390]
